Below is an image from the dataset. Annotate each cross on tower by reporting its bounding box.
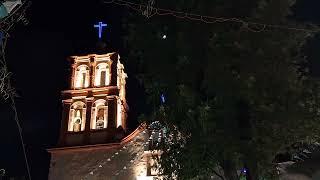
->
[94,22,107,39]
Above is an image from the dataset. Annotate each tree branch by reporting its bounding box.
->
[212,169,225,180]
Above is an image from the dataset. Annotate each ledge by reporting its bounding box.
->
[62,86,118,94]
[47,123,147,154]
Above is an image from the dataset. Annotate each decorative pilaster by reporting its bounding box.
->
[84,100,93,144]
[110,53,118,86]
[70,64,76,89]
[90,56,95,88]
[107,97,117,128]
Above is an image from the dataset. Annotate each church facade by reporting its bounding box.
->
[47,52,161,180]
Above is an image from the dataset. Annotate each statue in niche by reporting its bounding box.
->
[73,110,82,132]
[96,108,105,129]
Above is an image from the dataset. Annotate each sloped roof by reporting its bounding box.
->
[48,124,163,180]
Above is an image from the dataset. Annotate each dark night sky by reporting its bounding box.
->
[0,0,145,179]
[1,0,320,179]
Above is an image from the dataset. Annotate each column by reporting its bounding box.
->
[84,100,93,144]
[110,53,118,86]
[90,57,95,88]
[107,98,117,128]
[70,64,76,89]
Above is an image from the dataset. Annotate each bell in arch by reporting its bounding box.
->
[96,108,105,129]
[73,110,82,132]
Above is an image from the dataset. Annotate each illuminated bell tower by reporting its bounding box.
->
[57,53,128,147]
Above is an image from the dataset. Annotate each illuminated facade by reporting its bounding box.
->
[58,52,128,146]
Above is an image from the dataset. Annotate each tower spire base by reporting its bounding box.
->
[96,41,107,54]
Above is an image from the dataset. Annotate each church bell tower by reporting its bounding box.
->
[47,23,162,180]
[57,52,128,147]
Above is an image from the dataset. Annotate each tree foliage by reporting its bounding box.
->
[124,0,320,179]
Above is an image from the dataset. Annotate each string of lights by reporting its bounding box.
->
[112,136,146,177]
[83,127,164,178]
[83,129,149,178]
[120,130,164,175]
[103,0,319,33]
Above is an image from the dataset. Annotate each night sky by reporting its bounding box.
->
[1,0,320,179]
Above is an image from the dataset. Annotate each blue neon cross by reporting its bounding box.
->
[94,22,107,39]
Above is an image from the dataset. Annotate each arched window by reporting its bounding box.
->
[75,65,89,88]
[91,99,108,129]
[95,63,110,87]
[68,101,86,132]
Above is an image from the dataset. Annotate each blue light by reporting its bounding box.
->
[94,22,107,39]
[241,168,247,174]
[160,94,166,104]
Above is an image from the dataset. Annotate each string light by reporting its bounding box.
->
[103,0,320,33]
[112,132,153,176]
[83,130,148,178]
[85,128,163,178]
[82,124,167,179]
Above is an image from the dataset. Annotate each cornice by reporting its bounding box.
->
[62,86,118,94]
[47,123,146,154]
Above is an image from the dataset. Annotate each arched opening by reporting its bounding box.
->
[95,63,110,87]
[74,65,90,88]
[68,101,86,132]
[73,110,82,132]
[91,99,108,129]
